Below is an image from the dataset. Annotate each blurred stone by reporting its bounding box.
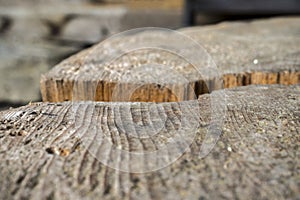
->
[5,17,49,41]
[61,7,126,43]
[0,0,89,7]
[121,9,182,30]
[0,40,79,102]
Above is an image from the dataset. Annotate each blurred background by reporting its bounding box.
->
[0,0,299,110]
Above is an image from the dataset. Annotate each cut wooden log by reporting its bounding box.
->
[40,17,300,102]
[0,85,299,199]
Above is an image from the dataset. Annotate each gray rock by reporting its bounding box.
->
[0,40,79,103]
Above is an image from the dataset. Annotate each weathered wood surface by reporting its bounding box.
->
[0,85,299,199]
[40,17,300,102]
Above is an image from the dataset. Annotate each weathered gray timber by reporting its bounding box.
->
[0,85,299,199]
[41,17,300,102]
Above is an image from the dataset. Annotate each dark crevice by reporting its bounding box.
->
[0,101,29,112]
[0,16,12,34]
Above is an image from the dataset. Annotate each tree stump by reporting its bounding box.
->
[40,17,300,102]
[0,85,299,199]
[2,17,300,200]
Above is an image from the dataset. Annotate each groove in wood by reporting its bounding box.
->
[0,85,299,199]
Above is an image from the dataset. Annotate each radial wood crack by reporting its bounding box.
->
[0,85,299,199]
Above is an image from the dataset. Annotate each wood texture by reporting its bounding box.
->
[0,85,299,199]
[40,17,300,102]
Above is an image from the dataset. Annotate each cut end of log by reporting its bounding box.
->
[40,17,300,103]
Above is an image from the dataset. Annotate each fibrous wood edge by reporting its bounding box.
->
[40,70,300,102]
[0,84,299,199]
[40,17,300,102]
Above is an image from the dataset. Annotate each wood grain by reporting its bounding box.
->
[0,85,299,199]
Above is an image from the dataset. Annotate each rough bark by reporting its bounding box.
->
[0,85,299,200]
[40,17,300,102]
